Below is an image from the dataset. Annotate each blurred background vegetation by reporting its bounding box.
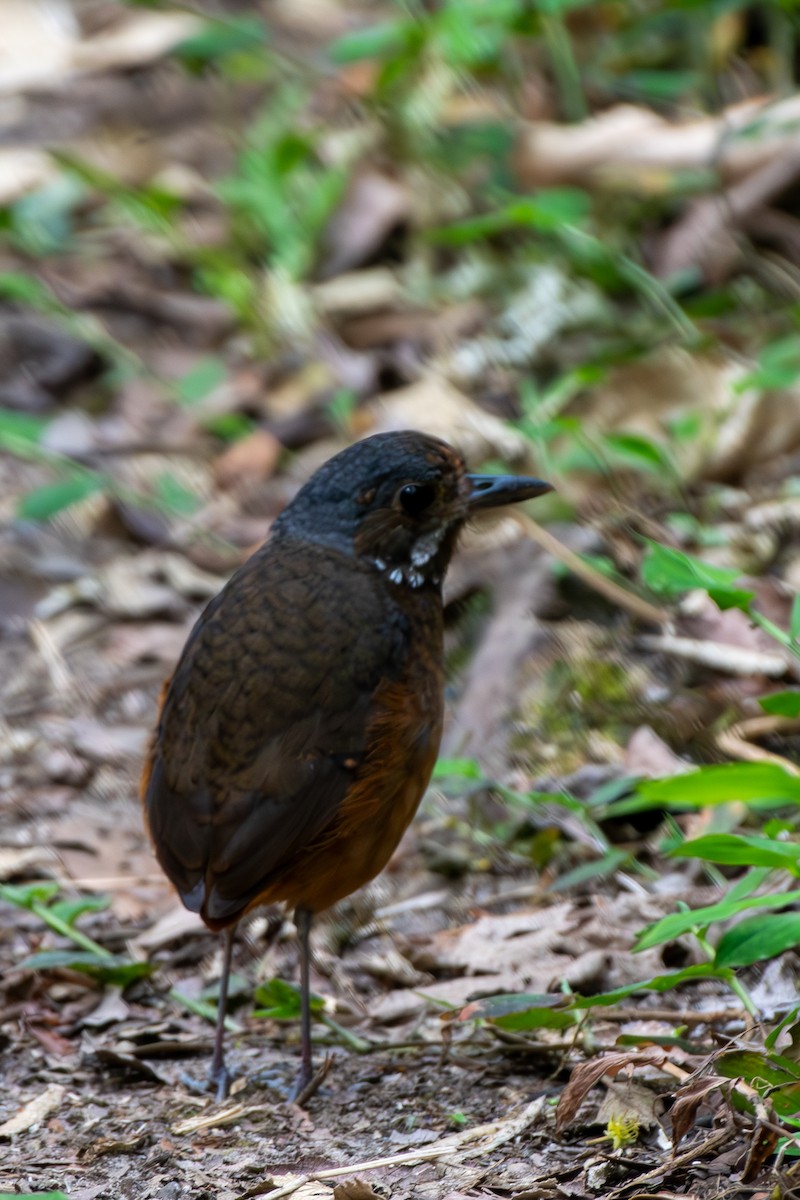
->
[4,0,800,517]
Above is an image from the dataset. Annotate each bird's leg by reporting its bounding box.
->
[209,924,236,1101]
[291,906,314,1099]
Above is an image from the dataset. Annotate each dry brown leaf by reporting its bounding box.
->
[0,1083,65,1138]
[343,302,486,359]
[283,1187,333,1200]
[241,1098,548,1200]
[332,1182,384,1200]
[313,268,404,317]
[27,1024,76,1059]
[595,1080,659,1130]
[555,1051,670,1133]
[0,845,55,881]
[69,718,148,764]
[741,1105,781,1184]
[0,0,77,95]
[442,530,554,771]
[0,149,60,204]
[133,903,207,952]
[71,12,202,73]
[514,95,800,191]
[0,2,200,96]
[105,621,191,667]
[571,346,800,483]
[214,428,282,491]
[370,973,528,1025]
[80,1130,150,1162]
[322,169,410,277]
[669,1075,727,1147]
[80,989,130,1030]
[173,1102,274,1135]
[637,632,787,678]
[394,897,671,1026]
[38,552,222,622]
[268,0,346,37]
[624,726,693,779]
[48,805,156,901]
[568,348,740,483]
[680,590,780,654]
[654,148,800,282]
[365,377,529,464]
[412,905,576,976]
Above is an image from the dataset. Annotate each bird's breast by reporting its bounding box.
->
[262,597,445,913]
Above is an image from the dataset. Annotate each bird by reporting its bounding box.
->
[141,429,552,1101]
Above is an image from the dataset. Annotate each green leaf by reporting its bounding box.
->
[717,1050,800,1086]
[21,949,154,986]
[571,962,732,1008]
[549,848,630,892]
[607,763,800,818]
[585,774,638,810]
[174,357,226,405]
[433,757,484,782]
[673,833,800,873]
[707,586,756,611]
[616,69,699,101]
[736,336,800,393]
[430,189,589,246]
[758,690,800,718]
[18,473,106,520]
[327,388,356,434]
[537,0,592,12]
[49,896,109,926]
[715,1049,800,1119]
[253,977,325,1020]
[201,971,250,1003]
[203,413,255,442]
[635,889,800,951]
[640,541,744,600]
[174,16,268,71]
[602,433,672,473]
[616,1032,701,1052]
[0,1193,70,1200]
[329,20,416,64]
[466,993,577,1031]
[766,1005,800,1052]
[0,881,60,909]
[0,407,50,450]
[715,913,800,968]
[506,189,590,229]
[10,175,83,256]
[0,270,59,309]
[791,594,800,644]
[153,473,200,516]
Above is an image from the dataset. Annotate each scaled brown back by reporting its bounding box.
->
[142,430,552,1100]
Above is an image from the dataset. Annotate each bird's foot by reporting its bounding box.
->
[177,1071,210,1095]
[209,1061,233,1102]
[289,1054,332,1107]
[176,1065,233,1100]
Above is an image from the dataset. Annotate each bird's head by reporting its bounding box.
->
[274,430,552,589]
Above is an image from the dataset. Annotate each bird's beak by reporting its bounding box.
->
[466,472,553,511]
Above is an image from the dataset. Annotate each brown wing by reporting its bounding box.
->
[142,538,409,927]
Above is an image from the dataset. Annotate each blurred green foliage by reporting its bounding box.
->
[2,0,800,516]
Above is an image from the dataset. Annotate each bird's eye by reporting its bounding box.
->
[398,483,436,517]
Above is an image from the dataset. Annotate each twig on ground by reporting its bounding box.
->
[235,1096,548,1199]
[515,513,670,625]
[716,716,800,775]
